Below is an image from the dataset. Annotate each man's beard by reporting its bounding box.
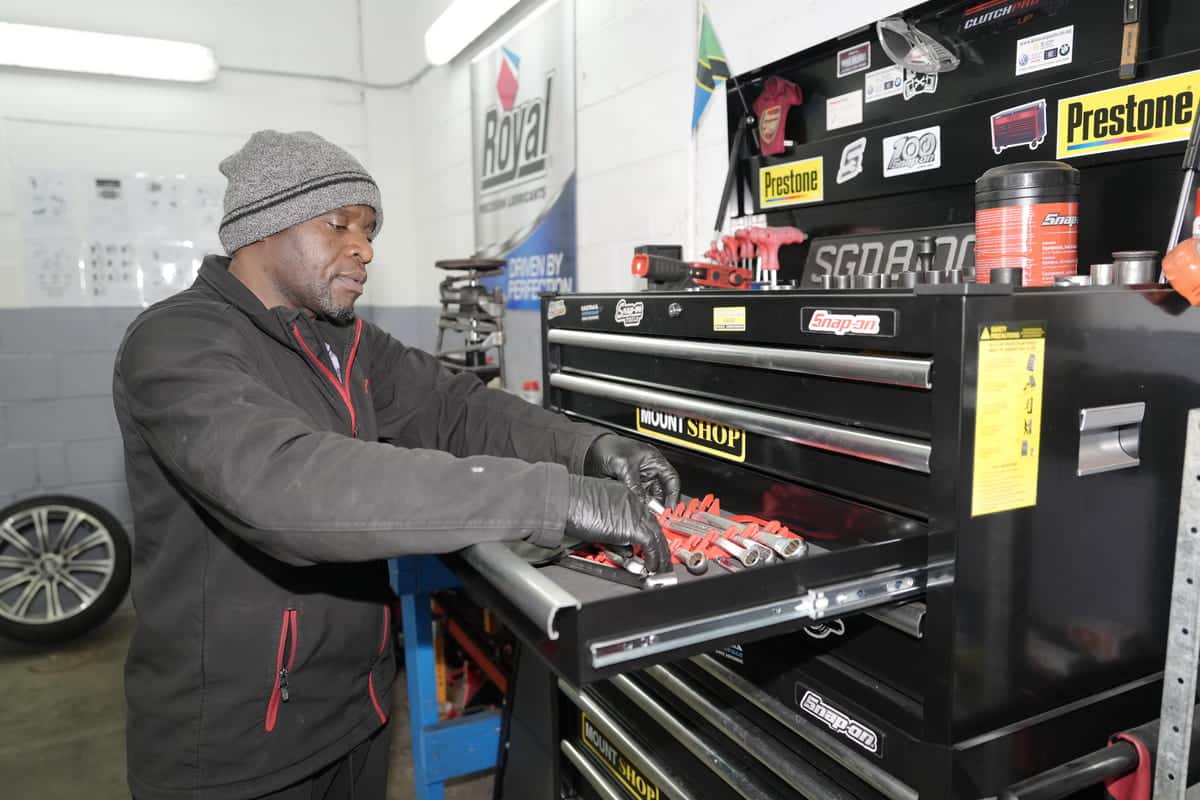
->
[314,280,356,324]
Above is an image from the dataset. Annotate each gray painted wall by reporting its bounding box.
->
[0,303,546,533]
[0,305,443,532]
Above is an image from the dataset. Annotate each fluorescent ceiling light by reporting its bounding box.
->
[425,0,522,66]
[0,22,217,83]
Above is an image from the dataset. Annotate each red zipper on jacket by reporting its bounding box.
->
[367,605,390,724]
[265,608,298,732]
[291,318,363,436]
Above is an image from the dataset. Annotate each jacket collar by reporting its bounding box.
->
[197,255,353,350]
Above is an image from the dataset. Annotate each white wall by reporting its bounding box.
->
[356,0,921,307]
[0,0,369,308]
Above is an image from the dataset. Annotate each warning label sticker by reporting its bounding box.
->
[971,323,1046,517]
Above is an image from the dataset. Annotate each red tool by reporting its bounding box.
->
[631,252,752,290]
[746,226,807,285]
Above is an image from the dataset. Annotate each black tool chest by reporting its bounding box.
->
[438,0,1200,795]
[444,283,1200,799]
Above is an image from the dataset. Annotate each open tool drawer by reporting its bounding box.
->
[444,289,951,685]
[448,486,938,686]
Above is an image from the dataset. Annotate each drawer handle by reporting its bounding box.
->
[549,328,933,389]
[550,372,932,473]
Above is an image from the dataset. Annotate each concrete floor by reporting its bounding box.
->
[0,609,494,799]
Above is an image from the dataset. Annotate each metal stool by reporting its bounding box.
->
[434,258,506,385]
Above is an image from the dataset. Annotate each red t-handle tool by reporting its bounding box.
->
[747,226,807,280]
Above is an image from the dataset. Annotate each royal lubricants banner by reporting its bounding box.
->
[471,0,576,311]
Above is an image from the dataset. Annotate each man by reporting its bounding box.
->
[113,130,678,800]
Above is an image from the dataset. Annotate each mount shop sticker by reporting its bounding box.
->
[802,307,898,337]
[1015,25,1073,76]
[836,42,871,78]
[580,713,662,800]
[759,156,823,209]
[1056,70,1200,159]
[883,125,941,177]
[798,690,881,756]
[635,408,747,463]
[971,323,1046,517]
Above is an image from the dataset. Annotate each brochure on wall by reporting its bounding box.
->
[18,169,220,307]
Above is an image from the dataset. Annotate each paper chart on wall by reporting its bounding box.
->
[18,169,222,307]
[22,238,85,306]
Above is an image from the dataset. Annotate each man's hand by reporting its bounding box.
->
[565,475,672,573]
[584,434,681,509]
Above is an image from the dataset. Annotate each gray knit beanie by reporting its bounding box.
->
[218,130,383,254]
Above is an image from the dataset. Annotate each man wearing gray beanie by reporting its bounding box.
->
[112,129,678,799]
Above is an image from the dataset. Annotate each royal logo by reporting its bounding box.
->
[1042,212,1078,226]
[806,309,881,336]
[480,47,552,191]
[1057,70,1200,159]
[799,690,881,754]
[614,299,644,327]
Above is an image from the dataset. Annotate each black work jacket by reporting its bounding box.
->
[112,256,603,799]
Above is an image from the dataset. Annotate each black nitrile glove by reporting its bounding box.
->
[584,434,681,508]
[565,474,672,573]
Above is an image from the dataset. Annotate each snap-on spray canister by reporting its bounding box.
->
[975,161,1079,286]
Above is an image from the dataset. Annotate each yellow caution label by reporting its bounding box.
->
[1056,69,1200,158]
[971,323,1046,517]
[580,712,662,800]
[713,305,746,332]
[759,156,824,208]
[636,407,746,463]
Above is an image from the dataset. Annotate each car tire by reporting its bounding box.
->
[0,495,132,644]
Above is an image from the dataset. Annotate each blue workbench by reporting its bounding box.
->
[389,556,502,800]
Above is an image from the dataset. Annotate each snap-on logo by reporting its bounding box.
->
[806,309,881,336]
[1042,212,1078,226]
[614,299,644,327]
[799,690,880,754]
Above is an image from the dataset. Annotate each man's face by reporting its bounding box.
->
[265,205,376,323]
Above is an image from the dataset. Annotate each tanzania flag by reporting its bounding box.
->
[692,6,731,130]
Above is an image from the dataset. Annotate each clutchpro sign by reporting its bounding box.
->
[470,0,576,310]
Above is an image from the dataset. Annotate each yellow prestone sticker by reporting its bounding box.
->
[759,156,824,208]
[713,305,746,332]
[1056,69,1200,159]
[971,323,1046,517]
[580,712,662,800]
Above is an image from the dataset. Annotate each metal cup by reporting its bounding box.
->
[831,274,851,289]
[854,274,884,289]
[989,267,1024,286]
[1090,263,1115,286]
[1112,251,1159,285]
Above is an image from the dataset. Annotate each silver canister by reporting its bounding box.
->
[1089,263,1115,286]
[895,271,920,288]
[1112,251,1159,285]
[818,274,837,290]
[831,274,851,289]
[854,274,885,289]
